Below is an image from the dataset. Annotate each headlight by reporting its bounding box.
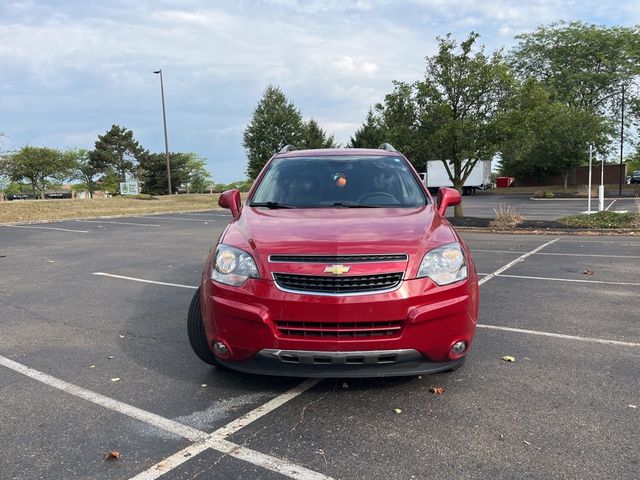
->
[211,245,260,286]
[417,242,467,285]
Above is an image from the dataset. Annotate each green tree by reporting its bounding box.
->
[2,146,75,199]
[499,80,612,190]
[512,22,640,113]
[243,85,306,179]
[138,152,212,194]
[301,118,337,149]
[69,148,100,198]
[376,82,427,169]
[375,33,512,216]
[349,108,386,148]
[99,168,120,194]
[184,154,212,193]
[626,148,640,173]
[90,125,146,182]
[4,182,31,196]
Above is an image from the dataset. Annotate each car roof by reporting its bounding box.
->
[275,148,401,158]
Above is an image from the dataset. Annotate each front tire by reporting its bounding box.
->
[187,287,219,366]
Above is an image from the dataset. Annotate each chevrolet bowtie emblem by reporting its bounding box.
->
[324,264,351,275]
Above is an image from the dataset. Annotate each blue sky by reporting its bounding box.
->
[1,1,638,182]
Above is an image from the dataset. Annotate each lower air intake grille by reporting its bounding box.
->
[275,320,404,339]
[273,272,403,294]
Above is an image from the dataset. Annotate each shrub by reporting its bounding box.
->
[533,190,555,199]
[490,204,525,228]
[560,211,637,229]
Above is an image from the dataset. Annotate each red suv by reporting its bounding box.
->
[188,146,478,377]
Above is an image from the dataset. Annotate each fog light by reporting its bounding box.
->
[450,341,467,357]
[213,341,229,357]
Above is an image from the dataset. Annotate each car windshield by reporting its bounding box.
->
[250,156,427,208]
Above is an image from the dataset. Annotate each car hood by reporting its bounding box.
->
[221,206,457,275]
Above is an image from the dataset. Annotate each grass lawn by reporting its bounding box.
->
[0,194,225,223]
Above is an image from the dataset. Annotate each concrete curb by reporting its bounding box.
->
[0,208,228,227]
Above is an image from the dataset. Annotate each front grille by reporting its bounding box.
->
[275,320,403,339]
[269,254,408,263]
[273,272,403,294]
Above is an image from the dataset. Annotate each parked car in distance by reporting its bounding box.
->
[629,170,640,184]
[188,145,479,377]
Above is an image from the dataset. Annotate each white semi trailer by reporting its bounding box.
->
[418,159,492,195]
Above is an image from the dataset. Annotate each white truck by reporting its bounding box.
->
[419,159,492,195]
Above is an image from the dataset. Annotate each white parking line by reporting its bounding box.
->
[556,239,640,246]
[93,272,197,289]
[472,249,640,259]
[136,216,214,223]
[2,225,89,233]
[132,379,326,480]
[75,220,161,227]
[0,353,329,480]
[129,443,211,480]
[179,212,231,217]
[495,273,640,287]
[477,324,640,348]
[605,199,617,211]
[0,355,206,442]
[211,379,320,438]
[478,238,559,286]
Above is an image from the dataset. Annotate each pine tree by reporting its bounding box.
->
[89,125,146,182]
[349,108,386,148]
[243,86,305,179]
[302,118,337,149]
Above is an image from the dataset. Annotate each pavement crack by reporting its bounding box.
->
[290,381,335,433]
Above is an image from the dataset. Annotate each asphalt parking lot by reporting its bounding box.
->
[448,194,638,219]
[0,209,638,480]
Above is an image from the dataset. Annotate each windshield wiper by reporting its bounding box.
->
[331,202,381,208]
[250,201,296,209]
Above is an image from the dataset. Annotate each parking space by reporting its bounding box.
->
[0,214,638,479]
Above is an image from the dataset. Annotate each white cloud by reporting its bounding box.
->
[1,0,637,181]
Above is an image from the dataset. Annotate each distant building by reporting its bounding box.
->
[515,164,625,187]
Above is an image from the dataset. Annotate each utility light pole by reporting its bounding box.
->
[587,144,593,215]
[153,69,171,194]
[619,84,625,197]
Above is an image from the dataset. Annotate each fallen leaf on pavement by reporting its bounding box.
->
[629,405,637,409]
[110,377,120,382]
[523,440,530,446]
[107,356,114,359]
[501,356,516,362]
[341,382,349,389]
[200,384,207,388]
[393,408,402,414]
[104,451,120,461]
[583,270,594,275]
[430,386,445,395]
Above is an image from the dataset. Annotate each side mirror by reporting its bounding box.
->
[437,187,461,216]
[218,189,241,219]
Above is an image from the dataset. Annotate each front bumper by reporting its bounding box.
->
[217,348,466,378]
[200,274,478,376]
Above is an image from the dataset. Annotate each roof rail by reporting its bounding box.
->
[378,143,397,152]
[279,145,298,154]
